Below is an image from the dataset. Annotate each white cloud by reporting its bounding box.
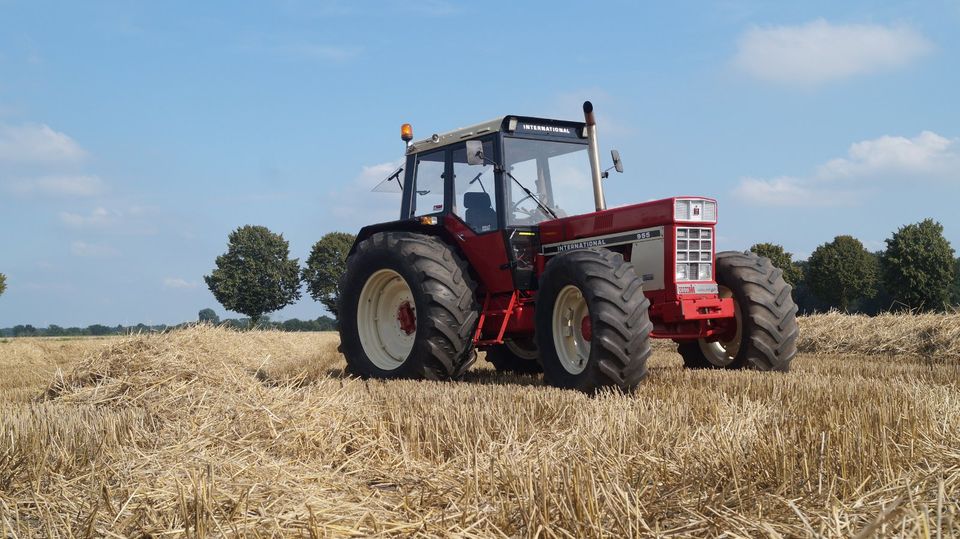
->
[327,160,405,230]
[70,241,119,257]
[361,161,404,191]
[734,19,933,85]
[5,174,104,197]
[0,123,86,164]
[59,207,117,228]
[58,205,158,234]
[733,176,856,207]
[735,131,960,206]
[288,44,362,62]
[817,131,958,178]
[163,278,199,289]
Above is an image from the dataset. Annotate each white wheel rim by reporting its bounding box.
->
[357,269,416,370]
[551,285,591,375]
[699,285,742,366]
[505,338,539,360]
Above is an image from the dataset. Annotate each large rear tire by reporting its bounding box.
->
[536,248,653,392]
[338,232,479,380]
[678,250,798,371]
[483,338,543,374]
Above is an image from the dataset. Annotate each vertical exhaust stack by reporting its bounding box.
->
[583,101,606,211]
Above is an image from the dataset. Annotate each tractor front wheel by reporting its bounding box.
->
[678,250,798,371]
[536,248,653,392]
[338,232,479,380]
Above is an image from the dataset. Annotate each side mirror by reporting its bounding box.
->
[466,140,485,166]
[611,150,623,173]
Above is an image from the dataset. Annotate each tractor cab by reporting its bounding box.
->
[395,116,599,292]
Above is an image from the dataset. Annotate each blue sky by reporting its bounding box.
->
[2,1,959,326]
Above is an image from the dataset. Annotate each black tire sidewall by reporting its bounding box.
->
[714,261,753,368]
[535,259,601,391]
[339,241,437,379]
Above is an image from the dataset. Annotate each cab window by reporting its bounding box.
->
[452,141,497,233]
[412,149,445,217]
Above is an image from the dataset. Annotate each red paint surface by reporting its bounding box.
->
[443,215,513,293]
[397,301,416,335]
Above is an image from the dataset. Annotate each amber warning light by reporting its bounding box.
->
[401,123,414,143]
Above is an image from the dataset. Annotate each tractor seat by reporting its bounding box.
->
[463,191,497,232]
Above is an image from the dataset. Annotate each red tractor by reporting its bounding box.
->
[338,102,798,392]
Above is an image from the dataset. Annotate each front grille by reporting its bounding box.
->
[676,227,713,281]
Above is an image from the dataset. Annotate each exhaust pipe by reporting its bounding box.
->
[583,101,606,211]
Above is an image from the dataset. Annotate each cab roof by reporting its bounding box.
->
[406,115,587,155]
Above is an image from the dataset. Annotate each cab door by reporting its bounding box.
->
[447,138,514,293]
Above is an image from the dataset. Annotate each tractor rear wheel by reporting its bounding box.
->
[535,248,653,392]
[483,338,542,374]
[678,250,798,371]
[337,232,479,380]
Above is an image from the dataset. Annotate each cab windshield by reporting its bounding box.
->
[502,137,595,226]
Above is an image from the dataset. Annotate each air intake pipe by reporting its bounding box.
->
[583,101,606,211]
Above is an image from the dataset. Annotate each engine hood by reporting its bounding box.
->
[538,196,717,246]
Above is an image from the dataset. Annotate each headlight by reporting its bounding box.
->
[676,264,688,280]
[697,263,712,280]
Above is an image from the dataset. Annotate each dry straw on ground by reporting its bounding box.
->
[0,317,958,537]
[799,311,960,360]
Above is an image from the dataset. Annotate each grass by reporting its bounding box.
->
[0,320,958,537]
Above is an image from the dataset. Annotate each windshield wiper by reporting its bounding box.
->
[503,170,558,220]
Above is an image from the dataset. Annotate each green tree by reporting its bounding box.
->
[950,258,960,306]
[204,225,301,326]
[302,231,356,318]
[87,324,112,336]
[880,219,956,311]
[806,235,878,312]
[198,308,220,324]
[749,243,803,286]
[13,325,37,337]
[0,273,6,297]
[315,315,337,331]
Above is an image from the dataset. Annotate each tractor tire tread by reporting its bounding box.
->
[338,231,478,380]
[678,250,798,371]
[537,248,653,392]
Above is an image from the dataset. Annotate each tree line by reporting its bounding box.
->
[0,315,338,338]
[751,218,958,313]
[0,218,954,336]
[209,218,956,320]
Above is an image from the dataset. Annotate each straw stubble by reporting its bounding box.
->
[0,319,957,537]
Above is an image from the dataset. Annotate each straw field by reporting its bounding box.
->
[1,314,958,537]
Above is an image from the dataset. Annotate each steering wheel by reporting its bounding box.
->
[511,194,533,212]
[511,203,541,223]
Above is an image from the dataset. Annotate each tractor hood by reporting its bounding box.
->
[538,197,718,247]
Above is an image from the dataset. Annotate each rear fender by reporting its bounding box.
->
[351,219,455,255]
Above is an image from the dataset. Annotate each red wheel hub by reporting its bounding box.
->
[580,316,592,342]
[397,301,416,335]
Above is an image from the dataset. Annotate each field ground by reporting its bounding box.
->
[1,317,958,537]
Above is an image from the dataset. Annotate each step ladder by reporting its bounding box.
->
[472,291,520,346]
